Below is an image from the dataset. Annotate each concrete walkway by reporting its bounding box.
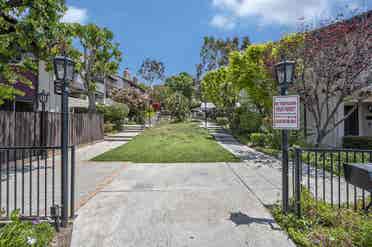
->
[202,122,283,205]
[204,122,367,206]
[0,125,144,216]
[71,163,295,247]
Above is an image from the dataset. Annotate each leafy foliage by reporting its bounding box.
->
[138,58,165,86]
[196,36,251,78]
[0,210,54,247]
[150,85,172,111]
[74,23,122,112]
[250,133,267,147]
[0,0,67,105]
[113,87,147,124]
[283,11,372,145]
[166,92,190,122]
[272,189,372,247]
[231,105,262,134]
[165,72,194,100]
[228,44,276,117]
[97,103,129,131]
[201,67,238,110]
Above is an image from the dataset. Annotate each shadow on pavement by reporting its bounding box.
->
[229,212,281,230]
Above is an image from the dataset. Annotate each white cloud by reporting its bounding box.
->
[61,6,88,24]
[211,0,330,26]
[210,15,236,30]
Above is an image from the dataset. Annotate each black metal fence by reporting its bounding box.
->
[290,148,372,217]
[0,146,75,224]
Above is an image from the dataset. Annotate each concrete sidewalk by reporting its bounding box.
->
[71,163,295,247]
[202,122,283,205]
[204,121,366,206]
[0,126,143,216]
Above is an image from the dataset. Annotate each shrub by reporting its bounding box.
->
[216,117,229,127]
[264,130,281,150]
[104,122,115,133]
[343,136,372,150]
[250,133,266,147]
[0,210,55,247]
[272,189,372,247]
[97,103,129,131]
[231,106,262,133]
[166,92,190,122]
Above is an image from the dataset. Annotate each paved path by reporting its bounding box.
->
[71,163,295,247]
[0,125,144,217]
[203,121,368,206]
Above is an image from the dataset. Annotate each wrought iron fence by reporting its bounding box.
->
[290,148,372,217]
[0,146,75,224]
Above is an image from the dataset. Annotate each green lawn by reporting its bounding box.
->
[92,122,239,163]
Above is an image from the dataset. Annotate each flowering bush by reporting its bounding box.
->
[152,102,161,111]
[0,210,54,247]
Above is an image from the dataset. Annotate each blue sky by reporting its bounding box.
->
[63,0,371,82]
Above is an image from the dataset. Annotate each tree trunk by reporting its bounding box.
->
[315,129,326,147]
[88,91,96,113]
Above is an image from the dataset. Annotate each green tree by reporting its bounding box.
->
[138,58,165,87]
[0,0,67,105]
[201,67,238,110]
[151,85,172,108]
[285,12,371,145]
[165,72,194,100]
[166,92,190,122]
[97,103,129,131]
[196,36,251,77]
[74,24,122,112]
[228,44,276,117]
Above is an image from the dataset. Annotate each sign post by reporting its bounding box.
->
[273,95,300,213]
[273,95,300,130]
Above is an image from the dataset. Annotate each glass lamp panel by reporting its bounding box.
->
[276,64,285,85]
[285,62,295,84]
[54,58,65,81]
[66,60,75,81]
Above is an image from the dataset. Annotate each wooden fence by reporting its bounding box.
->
[0,111,104,147]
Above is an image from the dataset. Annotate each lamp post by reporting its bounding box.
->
[53,55,75,227]
[204,101,208,128]
[274,58,295,213]
[37,90,49,157]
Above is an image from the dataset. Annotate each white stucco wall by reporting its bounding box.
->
[360,103,372,136]
[38,61,90,112]
[38,60,61,112]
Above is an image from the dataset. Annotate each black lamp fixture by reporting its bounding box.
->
[53,55,75,82]
[274,60,296,90]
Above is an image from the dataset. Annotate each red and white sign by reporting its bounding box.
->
[273,95,300,130]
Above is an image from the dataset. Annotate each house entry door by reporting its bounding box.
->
[344,105,359,136]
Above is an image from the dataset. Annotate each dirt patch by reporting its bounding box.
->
[50,223,73,247]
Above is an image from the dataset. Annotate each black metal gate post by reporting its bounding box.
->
[281,86,289,213]
[70,145,76,219]
[204,101,208,128]
[61,78,69,227]
[294,148,302,217]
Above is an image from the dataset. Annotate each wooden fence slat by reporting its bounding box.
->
[0,111,104,147]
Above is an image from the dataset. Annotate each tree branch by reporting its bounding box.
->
[323,101,359,137]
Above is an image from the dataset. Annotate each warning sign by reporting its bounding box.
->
[273,95,300,130]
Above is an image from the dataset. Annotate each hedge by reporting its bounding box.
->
[343,136,372,150]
